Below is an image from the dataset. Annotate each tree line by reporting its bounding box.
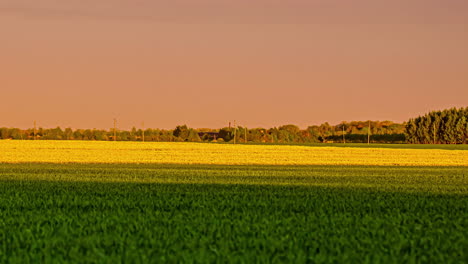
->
[3,107,466,144]
[0,121,406,143]
[405,107,468,144]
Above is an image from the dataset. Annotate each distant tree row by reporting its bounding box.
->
[217,121,405,144]
[0,127,178,142]
[0,120,406,143]
[405,107,468,144]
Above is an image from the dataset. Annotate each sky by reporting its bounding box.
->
[1,0,467,130]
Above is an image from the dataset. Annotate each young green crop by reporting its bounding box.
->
[0,163,467,263]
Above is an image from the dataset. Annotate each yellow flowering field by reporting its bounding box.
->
[0,140,467,166]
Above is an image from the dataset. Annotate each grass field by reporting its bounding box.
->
[0,141,467,263]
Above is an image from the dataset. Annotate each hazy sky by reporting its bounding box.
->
[1,0,467,129]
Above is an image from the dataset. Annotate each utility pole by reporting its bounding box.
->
[368,121,371,144]
[433,123,436,144]
[233,120,237,144]
[33,120,37,140]
[142,122,145,142]
[244,126,247,143]
[113,119,117,141]
[342,123,346,144]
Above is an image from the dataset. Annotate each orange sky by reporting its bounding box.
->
[1,0,467,130]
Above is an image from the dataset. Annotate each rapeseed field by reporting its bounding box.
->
[1,140,467,166]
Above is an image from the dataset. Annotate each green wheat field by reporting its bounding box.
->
[0,142,467,263]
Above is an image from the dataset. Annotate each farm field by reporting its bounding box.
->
[0,141,467,263]
[1,140,467,166]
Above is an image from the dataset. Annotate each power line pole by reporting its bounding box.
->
[368,121,371,144]
[244,126,247,143]
[33,120,37,140]
[113,119,117,141]
[233,120,237,144]
[142,121,145,142]
[342,123,346,144]
[433,123,436,144]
